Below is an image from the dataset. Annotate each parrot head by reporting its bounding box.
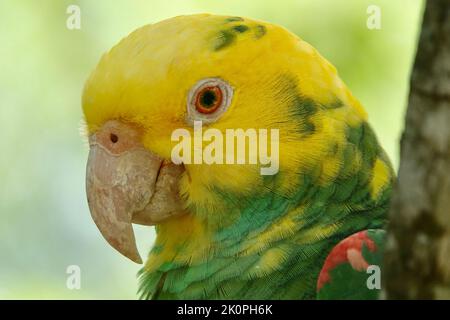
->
[82,14,393,280]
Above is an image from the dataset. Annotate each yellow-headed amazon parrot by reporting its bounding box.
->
[82,14,394,299]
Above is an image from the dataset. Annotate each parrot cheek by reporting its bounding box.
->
[85,120,186,264]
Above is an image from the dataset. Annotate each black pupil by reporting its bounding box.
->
[200,90,217,108]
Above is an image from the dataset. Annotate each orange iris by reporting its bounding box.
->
[195,86,223,114]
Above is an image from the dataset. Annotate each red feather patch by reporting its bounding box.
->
[317,230,377,291]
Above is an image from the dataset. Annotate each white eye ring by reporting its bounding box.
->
[186,77,233,125]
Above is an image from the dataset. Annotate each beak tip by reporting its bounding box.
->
[130,254,143,264]
[109,236,143,265]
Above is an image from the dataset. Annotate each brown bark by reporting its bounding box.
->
[384,0,450,299]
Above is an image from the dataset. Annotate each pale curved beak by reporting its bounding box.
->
[85,120,185,263]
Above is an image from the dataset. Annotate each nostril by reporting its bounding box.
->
[110,133,119,144]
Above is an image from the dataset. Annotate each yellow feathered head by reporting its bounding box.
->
[82,14,391,264]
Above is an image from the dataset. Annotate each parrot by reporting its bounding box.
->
[82,14,394,299]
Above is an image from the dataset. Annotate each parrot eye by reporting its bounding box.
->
[187,77,233,124]
[195,86,223,114]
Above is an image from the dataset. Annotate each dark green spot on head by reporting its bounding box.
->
[213,30,236,51]
[324,100,344,109]
[232,24,249,33]
[254,25,267,38]
[272,74,318,135]
[302,121,316,134]
[225,16,244,22]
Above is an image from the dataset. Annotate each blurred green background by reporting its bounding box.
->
[0,0,423,299]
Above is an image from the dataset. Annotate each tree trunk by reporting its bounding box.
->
[384,0,450,299]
